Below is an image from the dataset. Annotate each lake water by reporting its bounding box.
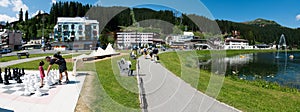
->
[200,51,300,89]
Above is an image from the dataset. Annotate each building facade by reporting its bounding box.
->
[116,32,154,49]
[0,29,22,50]
[224,38,253,50]
[54,17,99,42]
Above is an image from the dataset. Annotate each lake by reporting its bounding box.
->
[200,51,300,89]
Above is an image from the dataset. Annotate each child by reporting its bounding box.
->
[39,60,45,88]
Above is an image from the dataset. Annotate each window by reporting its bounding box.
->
[71,24,75,29]
[63,25,69,30]
[78,25,83,30]
[78,31,83,35]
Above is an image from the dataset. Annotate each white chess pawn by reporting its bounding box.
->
[34,83,43,97]
[22,75,31,96]
[43,76,51,90]
[28,75,36,93]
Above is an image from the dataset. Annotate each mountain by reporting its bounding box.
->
[244,18,281,27]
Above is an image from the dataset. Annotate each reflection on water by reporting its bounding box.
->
[200,51,300,89]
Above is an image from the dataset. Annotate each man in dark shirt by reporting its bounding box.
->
[45,54,69,84]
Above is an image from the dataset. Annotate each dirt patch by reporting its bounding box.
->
[74,72,95,112]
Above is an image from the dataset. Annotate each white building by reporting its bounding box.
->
[54,17,99,42]
[166,31,194,46]
[116,32,154,49]
[224,38,253,50]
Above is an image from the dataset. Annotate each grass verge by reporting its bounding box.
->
[0,53,54,62]
[159,50,300,112]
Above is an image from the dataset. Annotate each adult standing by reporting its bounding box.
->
[45,53,69,85]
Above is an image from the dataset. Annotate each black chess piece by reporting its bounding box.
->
[4,69,9,85]
[12,68,16,80]
[16,75,22,83]
[0,69,3,83]
[8,68,12,80]
[21,68,25,76]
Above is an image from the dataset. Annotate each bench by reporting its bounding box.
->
[17,52,30,59]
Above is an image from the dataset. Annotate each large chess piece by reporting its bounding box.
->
[11,68,17,81]
[16,69,22,83]
[22,75,31,96]
[28,74,36,93]
[0,69,3,83]
[43,76,51,90]
[34,75,43,96]
[21,68,25,76]
[8,68,12,80]
[50,71,57,85]
[4,68,9,85]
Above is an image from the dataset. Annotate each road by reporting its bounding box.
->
[138,57,240,112]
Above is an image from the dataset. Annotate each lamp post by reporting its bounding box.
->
[41,16,46,51]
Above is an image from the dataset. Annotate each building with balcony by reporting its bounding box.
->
[116,32,154,49]
[224,37,253,50]
[53,17,99,50]
[0,29,22,50]
[54,17,99,42]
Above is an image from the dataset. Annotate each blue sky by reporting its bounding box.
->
[0,0,299,28]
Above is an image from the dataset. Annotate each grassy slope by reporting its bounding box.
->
[159,50,300,112]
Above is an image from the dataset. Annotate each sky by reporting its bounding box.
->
[0,0,299,28]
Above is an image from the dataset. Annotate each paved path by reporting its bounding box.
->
[138,57,240,112]
[0,57,46,68]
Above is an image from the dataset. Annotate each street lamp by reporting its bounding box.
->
[41,16,46,49]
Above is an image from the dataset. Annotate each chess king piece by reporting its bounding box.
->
[0,69,3,83]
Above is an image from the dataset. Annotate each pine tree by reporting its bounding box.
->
[25,10,28,21]
[19,8,23,22]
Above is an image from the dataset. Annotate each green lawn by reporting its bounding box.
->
[7,54,76,70]
[90,56,140,111]
[159,50,300,112]
[0,53,54,62]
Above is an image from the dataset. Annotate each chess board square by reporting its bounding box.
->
[15,85,25,88]
[40,89,49,93]
[2,90,16,94]
[2,86,14,89]
[18,88,25,91]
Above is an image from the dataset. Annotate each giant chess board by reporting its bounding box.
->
[0,69,70,104]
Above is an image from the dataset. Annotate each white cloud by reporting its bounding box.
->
[0,0,11,7]
[0,14,17,23]
[296,14,300,21]
[11,0,28,12]
[52,0,56,4]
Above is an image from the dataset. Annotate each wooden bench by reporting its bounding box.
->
[17,52,30,59]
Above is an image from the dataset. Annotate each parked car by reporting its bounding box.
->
[0,49,4,54]
[3,48,12,53]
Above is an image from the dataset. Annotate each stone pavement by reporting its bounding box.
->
[138,57,240,112]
